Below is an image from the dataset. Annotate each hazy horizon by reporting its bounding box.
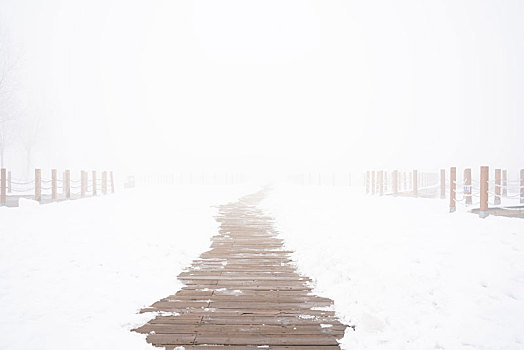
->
[1,0,523,178]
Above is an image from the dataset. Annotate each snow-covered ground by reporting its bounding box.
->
[0,184,257,350]
[2,182,523,350]
[262,184,524,350]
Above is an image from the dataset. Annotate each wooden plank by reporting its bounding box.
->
[134,190,346,348]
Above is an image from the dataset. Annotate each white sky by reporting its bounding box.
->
[1,0,523,175]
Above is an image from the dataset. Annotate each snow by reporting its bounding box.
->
[2,182,523,350]
[0,184,257,350]
[261,184,524,350]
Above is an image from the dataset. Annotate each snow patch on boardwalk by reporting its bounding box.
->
[262,185,524,350]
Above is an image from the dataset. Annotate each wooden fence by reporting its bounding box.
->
[0,168,115,207]
[365,167,524,218]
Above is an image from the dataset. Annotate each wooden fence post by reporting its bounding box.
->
[1,168,6,205]
[494,169,501,205]
[502,169,507,197]
[7,170,11,193]
[366,171,370,194]
[520,169,524,204]
[393,170,398,194]
[378,170,384,196]
[81,171,86,198]
[371,171,375,195]
[413,170,418,197]
[64,170,70,199]
[384,171,388,193]
[92,171,97,196]
[440,169,445,198]
[51,169,57,200]
[102,171,107,195]
[464,168,472,205]
[403,172,407,192]
[449,167,456,212]
[480,166,489,218]
[35,168,41,202]
[110,171,115,193]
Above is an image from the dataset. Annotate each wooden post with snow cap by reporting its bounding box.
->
[35,169,41,202]
[502,169,507,197]
[371,171,375,195]
[64,170,70,199]
[479,166,489,218]
[81,171,86,198]
[102,171,107,195]
[412,170,418,197]
[1,168,6,205]
[494,169,501,205]
[449,167,456,212]
[51,169,57,200]
[392,170,398,195]
[440,169,445,198]
[520,169,524,204]
[92,171,97,196]
[378,170,384,196]
[110,171,115,193]
[464,168,472,205]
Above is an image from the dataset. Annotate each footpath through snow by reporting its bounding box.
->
[261,184,524,350]
[2,183,523,350]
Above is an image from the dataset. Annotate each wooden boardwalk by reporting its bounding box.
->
[133,190,348,349]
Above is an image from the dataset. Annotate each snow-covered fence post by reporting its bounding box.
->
[378,170,384,196]
[384,171,388,193]
[35,168,41,202]
[1,168,6,205]
[502,169,507,197]
[366,171,370,194]
[412,170,418,197]
[110,171,115,193]
[51,169,57,200]
[64,170,70,199]
[520,169,524,204]
[92,171,97,196]
[494,169,501,205]
[403,172,407,192]
[449,167,456,212]
[464,168,472,205]
[7,170,11,193]
[102,171,107,195]
[81,171,86,198]
[480,166,489,218]
[371,171,376,195]
[392,170,398,194]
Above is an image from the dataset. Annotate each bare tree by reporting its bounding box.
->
[18,110,43,176]
[0,29,18,169]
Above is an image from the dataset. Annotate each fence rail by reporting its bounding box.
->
[0,168,115,206]
[365,167,524,218]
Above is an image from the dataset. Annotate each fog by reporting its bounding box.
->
[1,0,523,179]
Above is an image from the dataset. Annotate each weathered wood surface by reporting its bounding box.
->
[134,190,348,348]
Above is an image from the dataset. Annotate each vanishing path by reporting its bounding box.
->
[134,190,348,349]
